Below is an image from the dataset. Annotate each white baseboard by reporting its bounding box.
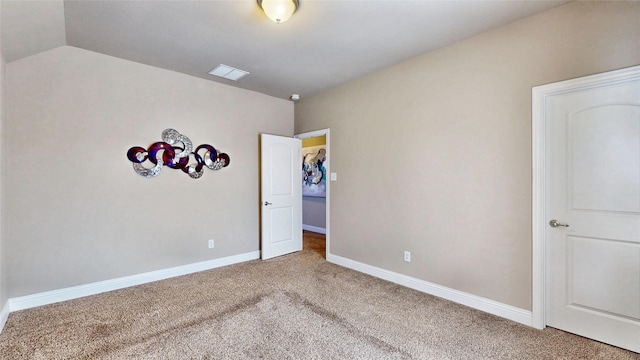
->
[302,224,326,234]
[327,253,533,327]
[4,251,532,335]
[0,301,9,334]
[8,251,260,313]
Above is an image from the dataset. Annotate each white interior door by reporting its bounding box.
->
[543,69,640,352]
[260,134,302,260]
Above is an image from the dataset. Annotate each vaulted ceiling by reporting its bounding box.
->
[1,0,571,99]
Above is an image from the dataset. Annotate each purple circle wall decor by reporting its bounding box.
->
[126,129,230,179]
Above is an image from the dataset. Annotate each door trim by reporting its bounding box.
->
[295,128,330,258]
[531,65,640,329]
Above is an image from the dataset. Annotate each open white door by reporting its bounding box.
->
[260,134,302,260]
[533,66,640,352]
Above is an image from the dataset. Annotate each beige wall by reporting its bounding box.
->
[0,2,7,311]
[294,1,640,310]
[5,46,293,297]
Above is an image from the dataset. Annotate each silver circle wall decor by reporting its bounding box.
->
[126,129,230,179]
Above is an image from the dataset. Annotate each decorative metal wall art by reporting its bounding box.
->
[126,129,230,179]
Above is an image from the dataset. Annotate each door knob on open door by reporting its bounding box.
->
[549,219,569,228]
[264,201,272,206]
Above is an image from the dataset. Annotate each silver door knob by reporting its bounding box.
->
[264,201,272,206]
[549,219,569,228]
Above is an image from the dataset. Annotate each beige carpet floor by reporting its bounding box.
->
[0,238,638,359]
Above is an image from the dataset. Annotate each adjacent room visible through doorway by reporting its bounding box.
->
[296,129,330,259]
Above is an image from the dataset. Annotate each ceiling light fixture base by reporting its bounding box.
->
[257,0,299,24]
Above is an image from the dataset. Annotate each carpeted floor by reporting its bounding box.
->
[0,233,638,359]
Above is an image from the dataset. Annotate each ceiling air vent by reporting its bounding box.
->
[208,64,250,81]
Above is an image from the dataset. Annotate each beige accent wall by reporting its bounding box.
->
[294,1,640,310]
[5,46,293,297]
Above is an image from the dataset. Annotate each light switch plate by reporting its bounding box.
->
[330,172,337,181]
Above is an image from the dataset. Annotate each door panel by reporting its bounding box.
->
[270,144,294,196]
[568,236,640,320]
[260,134,302,260]
[570,105,640,213]
[270,207,293,244]
[546,72,640,352]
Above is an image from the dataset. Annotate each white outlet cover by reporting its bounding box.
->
[330,172,337,181]
[208,239,215,248]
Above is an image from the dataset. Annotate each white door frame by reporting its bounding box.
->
[531,65,640,329]
[295,128,331,258]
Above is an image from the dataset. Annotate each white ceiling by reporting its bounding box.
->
[1,0,571,100]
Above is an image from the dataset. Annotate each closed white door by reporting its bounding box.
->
[260,134,302,260]
[544,68,640,352]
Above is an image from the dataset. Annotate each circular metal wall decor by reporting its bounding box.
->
[126,129,230,179]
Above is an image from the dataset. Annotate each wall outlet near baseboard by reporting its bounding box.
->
[403,251,411,263]
[208,239,215,249]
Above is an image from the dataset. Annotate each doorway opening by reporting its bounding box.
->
[295,129,330,259]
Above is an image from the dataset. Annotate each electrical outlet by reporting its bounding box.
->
[403,251,411,263]
[208,239,215,249]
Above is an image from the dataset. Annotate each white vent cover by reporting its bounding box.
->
[208,64,250,81]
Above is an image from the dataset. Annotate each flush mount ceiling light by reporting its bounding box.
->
[257,0,299,24]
